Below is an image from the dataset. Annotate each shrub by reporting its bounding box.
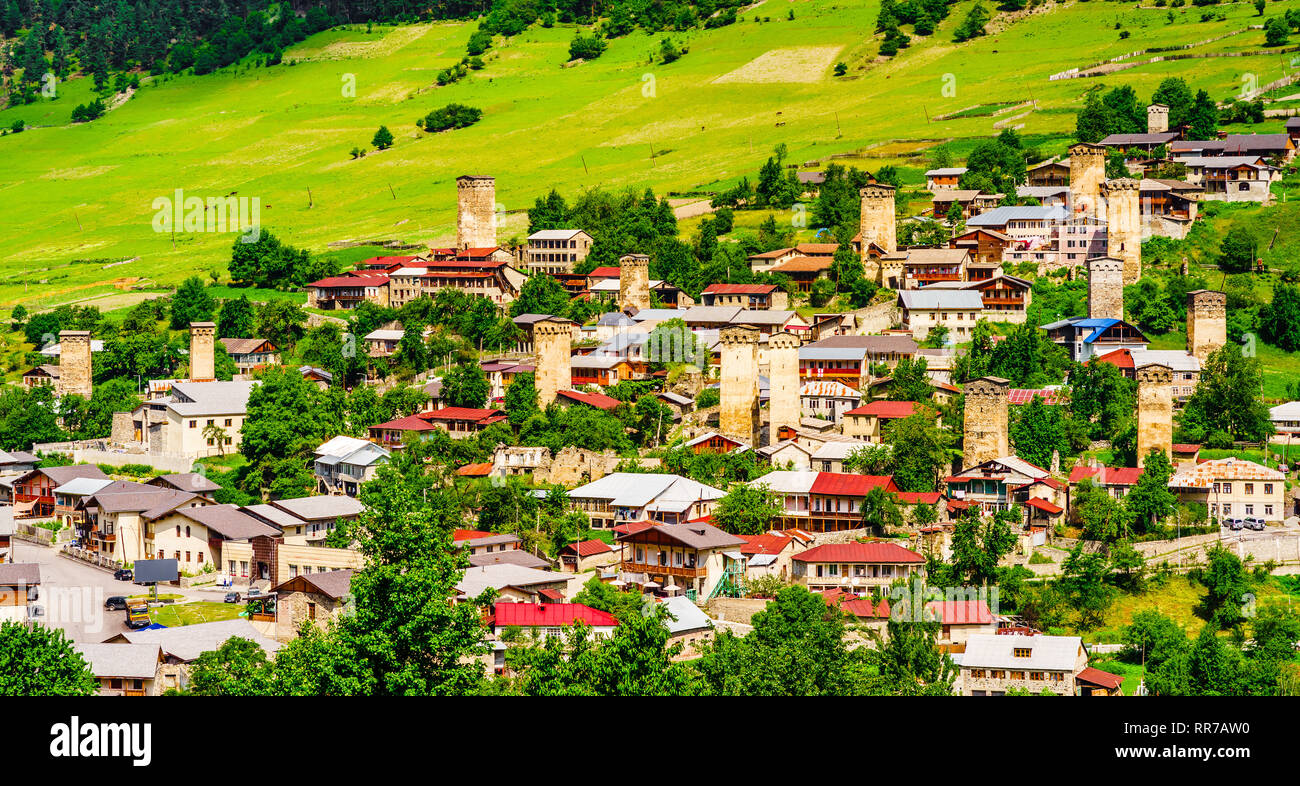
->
[418,103,483,133]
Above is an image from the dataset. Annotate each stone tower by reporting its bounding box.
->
[1087,257,1125,322]
[1186,290,1227,364]
[533,318,572,408]
[189,321,216,382]
[719,325,761,447]
[1147,103,1169,134]
[1069,143,1106,218]
[1136,364,1173,467]
[766,331,801,445]
[859,183,897,255]
[618,253,651,312]
[1102,178,1142,285]
[455,175,497,250]
[56,330,93,400]
[962,377,1010,469]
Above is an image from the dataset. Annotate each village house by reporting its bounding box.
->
[735,529,812,581]
[571,354,637,387]
[791,540,925,593]
[842,400,928,442]
[901,247,971,289]
[757,440,814,471]
[799,380,862,423]
[11,464,109,519]
[683,432,750,455]
[0,507,13,564]
[769,255,834,293]
[660,595,715,659]
[1041,317,1150,363]
[124,379,257,461]
[0,562,38,624]
[523,229,594,275]
[944,456,1054,518]
[270,568,354,641]
[807,473,901,532]
[305,272,390,310]
[615,520,746,600]
[368,407,508,446]
[898,289,983,341]
[809,439,874,473]
[560,539,619,572]
[924,167,967,191]
[313,435,391,497]
[949,227,1013,269]
[1179,156,1278,202]
[568,473,725,529]
[699,283,789,310]
[931,189,1000,221]
[217,338,279,373]
[73,643,164,697]
[21,364,59,389]
[1067,463,1144,520]
[453,528,523,557]
[958,633,1119,696]
[491,602,618,642]
[1168,457,1285,524]
[1026,158,1070,187]
[1095,348,1200,401]
[457,564,575,603]
[50,476,114,531]
[799,335,919,388]
[110,619,282,693]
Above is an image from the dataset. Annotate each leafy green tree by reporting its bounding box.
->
[1125,450,1177,533]
[953,4,990,43]
[443,362,489,409]
[510,275,571,318]
[950,506,1017,585]
[860,485,904,532]
[1009,396,1066,470]
[371,125,394,150]
[504,372,539,427]
[0,384,63,451]
[1188,89,1219,141]
[1075,478,1128,542]
[712,483,784,536]
[216,295,257,338]
[1060,543,1115,628]
[1198,545,1250,628]
[1259,282,1300,351]
[184,636,275,695]
[884,412,951,493]
[1218,226,1257,273]
[866,613,956,695]
[170,276,216,329]
[255,299,307,352]
[1178,345,1274,443]
[0,621,97,695]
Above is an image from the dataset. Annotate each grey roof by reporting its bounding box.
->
[799,334,918,360]
[657,392,694,406]
[960,633,1082,672]
[468,550,553,570]
[660,596,713,634]
[242,503,304,530]
[176,504,280,540]
[747,469,818,494]
[967,205,1068,226]
[118,619,281,661]
[149,473,222,493]
[682,305,743,324]
[1181,155,1275,170]
[274,568,355,599]
[595,312,636,327]
[167,380,257,417]
[74,643,162,679]
[528,228,587,240]
[899,290,985,310]
[1098,132,1179,146]
[925,167,968,176]
[271,495,365,522]
[731,310,798,326]
[0,450,38,465]
[568,473,724,508]
[0,562,40,585]
[811,440,875,460]
[29,465,109,486]
[454,532,521,548]
[53,477,115,497]
[455,564,574,597]
[88,487,202,520]
[628,309,687,322]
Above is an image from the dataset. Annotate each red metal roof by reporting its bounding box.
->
[1172,443,1201,454]
[1094,348,1135,370]
[793,541,924,564]
[1068,465,1145,486]
[455,462,493,476]
[556,389,622,411]
[370,414,438,431]
[844,400,923,419]
[810,473,899,497]
[702,283,778,295]
[491,602,619,628]
[1025,497,1064,515]
[736,533,793,555]
[363,255,420,267]
[422,407,506,423]
[840,598,892,618]
[1076,666,1125,690]
[565,539,613,557]
[612,520,655,536]
[453,528,496,541]
[587,267,621,278]
[307,274,389,288]
[1007,388,1062,406]
[925,599,994,625]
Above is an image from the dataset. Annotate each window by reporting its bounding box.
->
[189,421,197,428]
[1265,483,1274,495]
[1222,483,1232,495]
[185,526,191,538]
[1013,647,1031,658]
[110,679,122,690]
[1010,671,1025,680]
[1029,672,1044,681]
[307,602,317,621]
[290,565,298,578]
[1245,483,1254,495]
[197,552,204,564]
[970,669,986,678]
[185,551,191,562]
[1266,505,1274,516]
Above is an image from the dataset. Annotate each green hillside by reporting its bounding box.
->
[3,0,1298,310]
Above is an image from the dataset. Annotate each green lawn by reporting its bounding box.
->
[149,601,244,627]
[3,1,1295,308]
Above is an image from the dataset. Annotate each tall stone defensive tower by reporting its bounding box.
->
[719,325,761,447]
[618,253,651,312]
[533,318,572,408]
[962,377,1010,469]
[766,331,801,446]
[1136,364,1173,467]
[1147,103,1169,134]
[456,175,497,250]
[1069,143,1106,219]
[1102,178,1142,285]
[56,330,93,400]
[189,322,216,382]
[1087,257,1125,322]
[859,182,897,260]
[1186,290,1227,364]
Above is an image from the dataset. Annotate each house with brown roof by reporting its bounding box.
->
[615,520,746,599]
[12,464,109,519]
[217,338,279,373]
[1168,457,1285,524]
[271,568,355,641]
[74,643,164,696]
[21,364,59,389]
[949,227,1013,269]
[368,407,508,445]
[305,272,390,310]
[901,248,971,290]
[792,540,924,593]
[769,255,833,293]
[0,562,38,624]
[735,529,812,581]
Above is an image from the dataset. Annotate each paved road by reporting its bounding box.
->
[12,540,213,642]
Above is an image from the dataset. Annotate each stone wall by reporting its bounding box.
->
[1186,290,1226,364]
[719,325,760,446]
[456,175,497,249]
[962,377,1010,468]
[1069,143,1105,218]
[1102,178,1142,284]
[767,332,801,445]
[1087,257,1125,321]
[57,330,93,399]
[1135,364,1172,466]
[618,254,651,312]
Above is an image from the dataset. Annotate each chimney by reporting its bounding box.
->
[189,322,216,382]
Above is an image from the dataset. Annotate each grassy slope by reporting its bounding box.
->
[3,0,1296,309]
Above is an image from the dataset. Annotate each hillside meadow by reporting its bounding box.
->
[1,0,1297,312]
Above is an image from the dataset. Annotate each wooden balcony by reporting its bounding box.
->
[620,561,705,579]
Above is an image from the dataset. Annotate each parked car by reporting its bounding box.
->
[1225,517,1244,531]
[223,591,242,604]
[27,604,44,618]
[104,596,128,611]
[1245,517,1266,531]
[113,568,134,581]
[246,589,271,601]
